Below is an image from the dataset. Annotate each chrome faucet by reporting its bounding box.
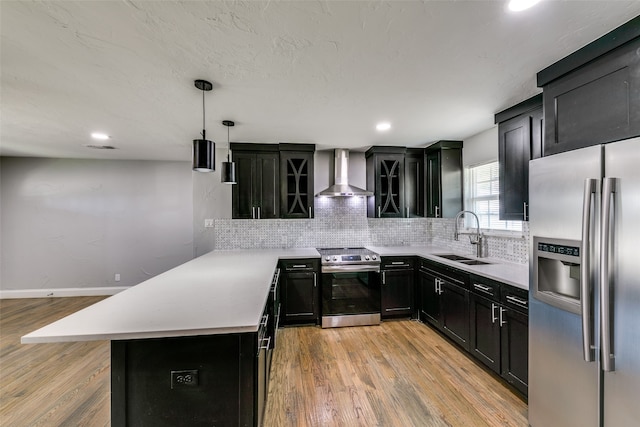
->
[454,210,484,258]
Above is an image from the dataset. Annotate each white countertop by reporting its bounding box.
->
[22,245,527,345]
[367,245,529,290]
[21,248,320,344]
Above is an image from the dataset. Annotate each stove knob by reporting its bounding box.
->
[325,256,330,261]
[333,256,338,261]
[364,255,370,260]
[372,255,377,260]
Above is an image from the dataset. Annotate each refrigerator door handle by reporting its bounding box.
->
[600,177,617,372]
[581,178,597,362]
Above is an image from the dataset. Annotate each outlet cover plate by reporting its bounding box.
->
[170,369,199,389]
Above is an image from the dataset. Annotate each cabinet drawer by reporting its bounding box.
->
[470,274,501,302]
[280,258,318,271]
[501,285,528,314]
[419,259,468,289]
[382,257,415,270]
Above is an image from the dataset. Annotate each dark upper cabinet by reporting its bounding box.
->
[366,147,406,218]
[537,20,640,155]
[280,259,319,325]
[231,143,280,219]
[404,149,425,218]
[380,257,415,319]
[425,141,463,218]
[279,144,315,219]
[495,94,543,221]
[231,143,315,220]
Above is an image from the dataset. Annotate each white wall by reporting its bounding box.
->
[0,157,194,295]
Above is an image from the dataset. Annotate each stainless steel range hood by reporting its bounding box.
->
[315,149,373,197]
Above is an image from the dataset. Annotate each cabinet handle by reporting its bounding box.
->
[291,264,307,269]
[499,307,507,327]
[257,207,261,219]
[382,271,386,285]
[435,206,440,218]
[261,314,269,327]
[308,206,313,218]
[260,336,271,350]
[405,206,409,217]
[506,295,528,308]
[252,207,256,219]
[523,202,528,221]
[491,303,498,324]
[313,272,317,288]
[378,206,381,217]
[473,283,493,294]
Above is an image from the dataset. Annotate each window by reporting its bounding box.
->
[464,161,522,232]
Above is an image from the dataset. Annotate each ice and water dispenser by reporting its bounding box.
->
[533,237,583,314]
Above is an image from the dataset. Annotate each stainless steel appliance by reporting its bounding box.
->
[317,247,381,328]
[529,137,640,427]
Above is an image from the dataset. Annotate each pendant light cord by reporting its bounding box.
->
[227,125,231,161]
[201,89,206,140]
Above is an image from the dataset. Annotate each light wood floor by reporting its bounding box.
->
[1,298,527,426]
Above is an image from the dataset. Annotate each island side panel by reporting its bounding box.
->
[111,334,257,427]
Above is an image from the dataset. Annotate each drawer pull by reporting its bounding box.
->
[473,283,493,294]
[506,295,528,307]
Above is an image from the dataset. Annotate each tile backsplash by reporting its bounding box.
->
[215,198,529,264]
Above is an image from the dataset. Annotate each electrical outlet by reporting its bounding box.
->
[171,370,199,389]
[204,219,214,228]
[115,273,121,282]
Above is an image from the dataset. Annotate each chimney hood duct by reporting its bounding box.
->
[316,149,373,197]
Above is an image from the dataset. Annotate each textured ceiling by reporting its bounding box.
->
[2,1,640,161]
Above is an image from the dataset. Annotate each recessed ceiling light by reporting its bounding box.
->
[376,122,391,132]
[508,0,541,12]
[84,144,116,150]
[91,132,110,140]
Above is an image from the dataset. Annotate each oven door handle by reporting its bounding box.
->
[321,264,381,273]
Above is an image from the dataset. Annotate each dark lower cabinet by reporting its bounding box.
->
[470,293,501,373]
[280,258,319,325]
[419,262,528,399]
[380,257,415,319]
[469,274,528,397]
[418,260,470,351]
[500,285,529,396]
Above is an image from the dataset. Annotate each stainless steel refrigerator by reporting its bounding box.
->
[528,136,640,427]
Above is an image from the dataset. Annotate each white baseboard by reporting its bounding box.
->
[0,286,128,299]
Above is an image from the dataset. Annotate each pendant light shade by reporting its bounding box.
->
[221,120,237,184]
[192,79,215,172]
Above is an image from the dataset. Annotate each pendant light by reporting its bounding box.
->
[192,79,215,172]
[221,120,237,184]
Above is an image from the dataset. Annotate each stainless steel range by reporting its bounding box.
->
[317,247,381,328]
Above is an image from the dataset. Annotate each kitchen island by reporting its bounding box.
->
[22,248,320,427]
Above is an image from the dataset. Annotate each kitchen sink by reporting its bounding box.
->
[459,259,492,266]
[433,254,473,261]
[433,254,492,266]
